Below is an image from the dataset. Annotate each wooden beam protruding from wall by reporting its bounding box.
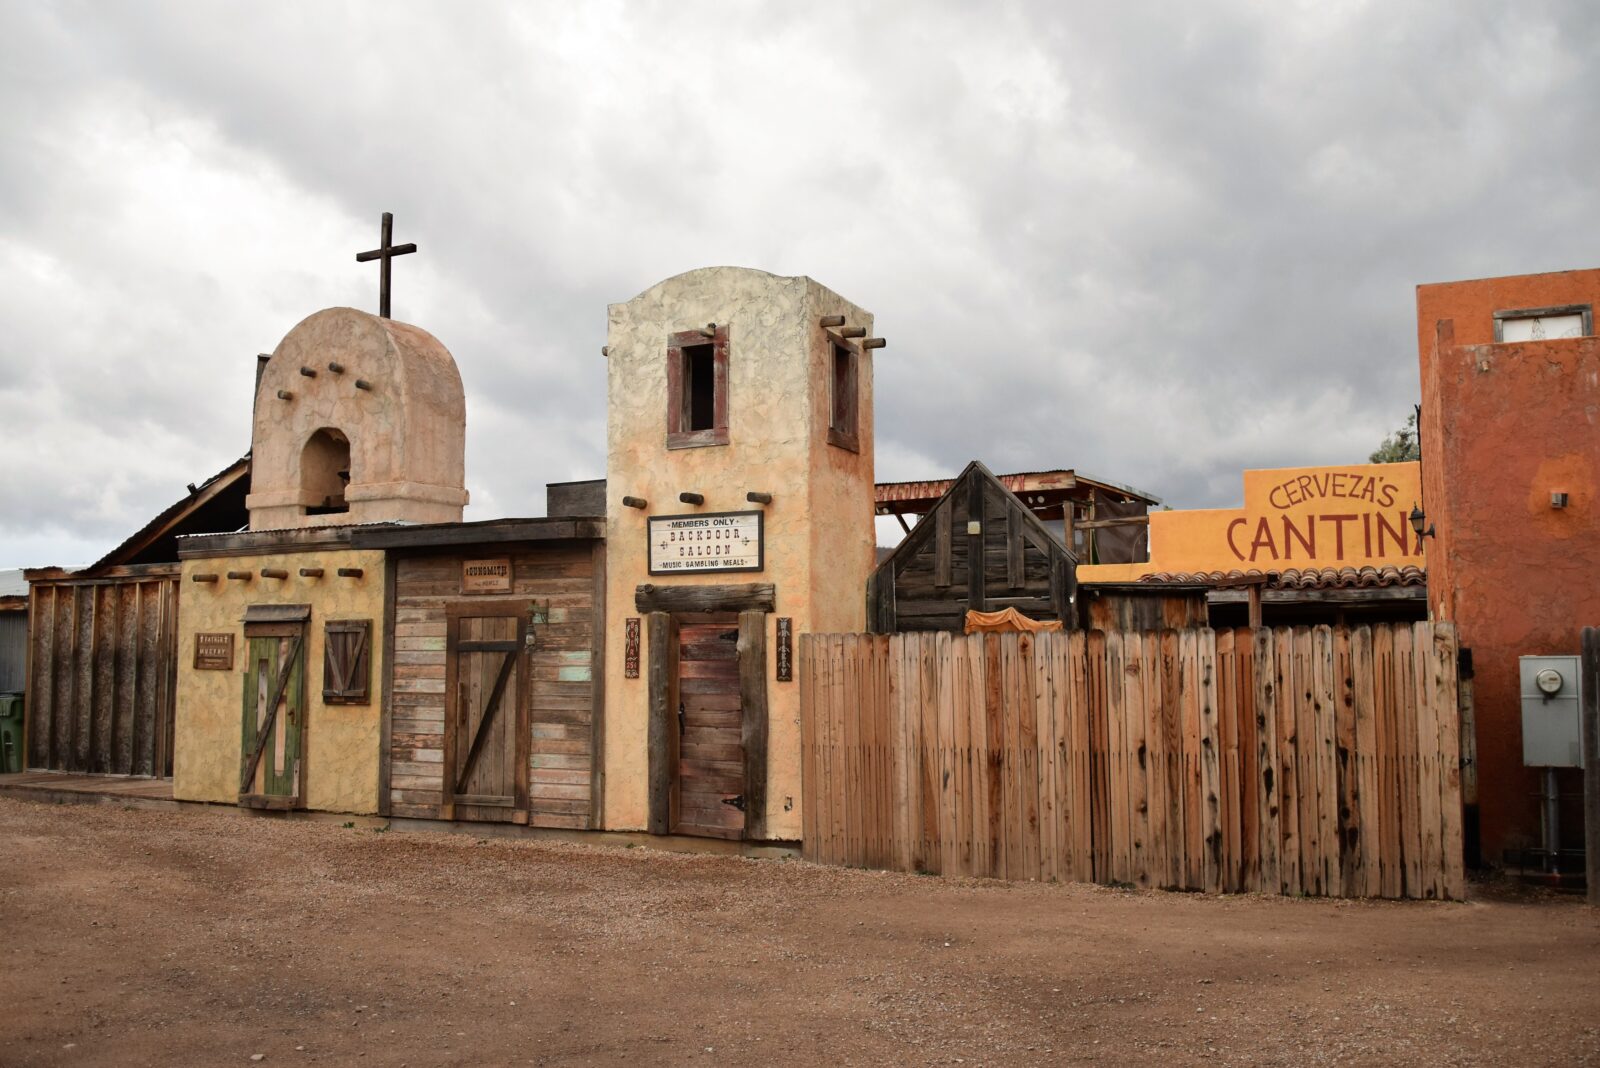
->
[679,492,705,506]
[259,568,289,580]
[337,568,364,579]
[299,568,324,578]
[191,573,219,583]
[621,496,647,510]
[819,315,846,328]
[635,583,776,615]
[746,491,772,505]
[863,337,887,349]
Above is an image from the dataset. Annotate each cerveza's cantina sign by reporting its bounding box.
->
[1224,466,1421,564]
[1081,462,1425,581]
[648,510,764,575]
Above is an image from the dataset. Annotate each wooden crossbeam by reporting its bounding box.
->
[239,633,303,793]
[453,650,518,795]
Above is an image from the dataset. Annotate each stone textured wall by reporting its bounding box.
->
[173,549,387,813]
[602,267,877,839]
[248,308,468,530]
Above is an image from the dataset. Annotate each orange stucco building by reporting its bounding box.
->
[1418,267,1600,866]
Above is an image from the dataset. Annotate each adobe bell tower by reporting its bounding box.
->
[245,307,469,530]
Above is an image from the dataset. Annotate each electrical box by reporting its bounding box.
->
[1520,655,1584,768]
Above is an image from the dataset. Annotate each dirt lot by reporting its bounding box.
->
[1,797,1597,1067]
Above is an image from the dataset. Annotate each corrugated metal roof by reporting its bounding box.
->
[876,468,1161,506]
[0,569,29,598]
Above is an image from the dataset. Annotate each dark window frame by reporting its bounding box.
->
[827,337,860,453]
[666,325,730,449]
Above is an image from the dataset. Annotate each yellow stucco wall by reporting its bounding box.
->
[602,267,877,839]
[174,549,387,813]
[1079,462,1425,584]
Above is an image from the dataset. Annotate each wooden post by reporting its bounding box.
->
[966,470,986,613]
[646,612,679,835]
[1247,585,1263,630]
[1582,627,1600,907]
[738,610,769,841]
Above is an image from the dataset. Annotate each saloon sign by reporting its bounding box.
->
[1078,461,1425,582]
[647,510,764,575]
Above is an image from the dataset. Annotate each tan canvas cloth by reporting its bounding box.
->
[963,607,1064,634]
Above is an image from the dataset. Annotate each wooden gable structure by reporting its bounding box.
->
[867,461,1077,633]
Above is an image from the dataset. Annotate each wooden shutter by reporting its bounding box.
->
[323,619,372,704]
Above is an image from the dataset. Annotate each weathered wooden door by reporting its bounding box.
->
[240,627,307,808]
[444,610,528,821]
[674,616,745,839]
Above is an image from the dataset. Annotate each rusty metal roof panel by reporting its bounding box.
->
[1134,565,1425,590]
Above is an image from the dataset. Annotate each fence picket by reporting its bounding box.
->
[1434,623,1465,899]
[1199,628,1223,894]
[1178,629,1203,890]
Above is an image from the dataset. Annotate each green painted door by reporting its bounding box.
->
[240,630,307,807]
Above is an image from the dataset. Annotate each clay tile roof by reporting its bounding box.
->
[1136,565,1425,590]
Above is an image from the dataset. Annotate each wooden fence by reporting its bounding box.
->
[25,568,179,777]
[799,624,1464,900]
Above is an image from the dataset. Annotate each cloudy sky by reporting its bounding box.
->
[1,1,1595,566]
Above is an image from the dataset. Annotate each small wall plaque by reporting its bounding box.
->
[625,617,641,679]
[776,617,793,682]
[194,632,235,671]
[462,557,512,594]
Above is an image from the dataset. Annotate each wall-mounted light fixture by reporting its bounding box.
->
[1409,504,1436,539]
[1551,491,1569,509]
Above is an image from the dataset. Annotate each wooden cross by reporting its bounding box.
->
[354,211,417,319]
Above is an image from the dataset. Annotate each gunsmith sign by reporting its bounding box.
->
[648,510,764,575]
[462,558,512,593]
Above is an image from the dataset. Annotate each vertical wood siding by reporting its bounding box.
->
[387,547,600,828]
[24,574,178,776]
[800,623,1465,900]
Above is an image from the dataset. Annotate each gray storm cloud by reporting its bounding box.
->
[1,0,1595,564]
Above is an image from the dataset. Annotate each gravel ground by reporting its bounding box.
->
[1,796,1597,1067]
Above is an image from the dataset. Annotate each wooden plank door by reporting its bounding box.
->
[675,616,746,839]
[240,629,307,808]
[444,611,528,822]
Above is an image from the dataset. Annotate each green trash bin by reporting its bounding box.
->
[0,693,23,774]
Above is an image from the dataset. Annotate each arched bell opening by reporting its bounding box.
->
[301,427,352,516]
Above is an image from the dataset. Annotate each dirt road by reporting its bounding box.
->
[2,797,1596,1066]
